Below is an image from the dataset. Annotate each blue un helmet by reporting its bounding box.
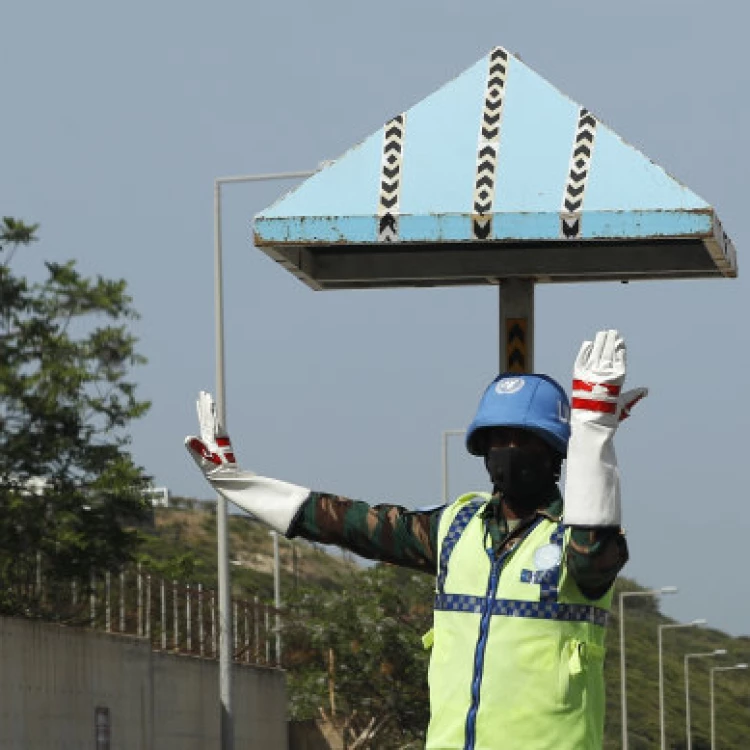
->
[465,374,571,457]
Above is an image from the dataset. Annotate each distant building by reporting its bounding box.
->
[142,486,170,508]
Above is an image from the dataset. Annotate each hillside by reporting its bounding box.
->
[140,500,360,601]
[144,501,750,749]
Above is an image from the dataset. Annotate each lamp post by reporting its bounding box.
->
[213,169,316,750]
[710,663,747,749]
[619,586,678,750]
[441,429,467,504]
[684,649,727,750]
[658,619,707,750]
[270,530,282,666]
[268,529,299,666]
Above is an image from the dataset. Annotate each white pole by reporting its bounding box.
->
[233,600,239,658]
[685,653,692,750]
[659,620,707,750]
[620,592,627,750]
[146,575,152,640]
[658,626,665,750]
[105,571,111,633]
[199,583,205,657]
[244,603,250,664]
[36,551,42,598]
[160,578,166,650]
[710,666,715,750]
[213,177,233,748]
[265,606,271,664]
[710,664,747,750]
[620,587,678,750]
[272,530,282,665]
[90,571,96,627]
[137,563,143,637]
[685,649,727,750]
[211,590,217,657]
[254,596,260,662]
[173,579,179,651]
[119,571,125,633]
[213,169,316,750]
[186,583,192,652]
[441,432,448,505]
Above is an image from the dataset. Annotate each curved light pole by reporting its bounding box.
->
[684,649,727,750]
[710,663,747,750]
[620,586,678,750]
[441,429,467,504]
[658,619,707,750]
[214,169,316,750]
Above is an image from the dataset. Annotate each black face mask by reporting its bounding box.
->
[485,446,557,514]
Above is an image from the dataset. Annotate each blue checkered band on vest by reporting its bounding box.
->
[435,506,607,627]
[437,500,484,595]
[519,568,557,585]
[434,594,608,627]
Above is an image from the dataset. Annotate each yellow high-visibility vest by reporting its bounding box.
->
[425,492,612,750]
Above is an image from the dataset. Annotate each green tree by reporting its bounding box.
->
[0,218,151,608]
[284,563,433,748]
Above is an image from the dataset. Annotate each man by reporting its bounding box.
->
[185,329,646,749]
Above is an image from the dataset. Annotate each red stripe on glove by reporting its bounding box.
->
[188,438,222,465]
[572,379,621,396]
[571,397,617,414]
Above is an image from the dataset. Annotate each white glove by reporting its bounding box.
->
[184,392,310,536]
[563,330,648,526]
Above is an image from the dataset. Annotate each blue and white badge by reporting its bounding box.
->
[533,543,562,570]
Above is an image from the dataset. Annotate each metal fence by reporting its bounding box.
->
[5,561,278,666]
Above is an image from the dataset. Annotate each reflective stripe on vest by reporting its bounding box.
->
[437,499,484,595]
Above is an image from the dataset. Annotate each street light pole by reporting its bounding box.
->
[710,663,747,750]
[684,649,727,750]
[441,429,467,504]
[271,530,282,666]
[213,169,316,750]
[658,619,707,750]
[619,587,678,750]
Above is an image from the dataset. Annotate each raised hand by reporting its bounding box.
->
[564,330,648,527]
[183,392,310,536]
[185,392,242,477]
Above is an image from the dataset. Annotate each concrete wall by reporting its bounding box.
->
[0,616,287,749]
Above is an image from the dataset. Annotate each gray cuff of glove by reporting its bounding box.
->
[563,422,622,527]
[205,470,310,536]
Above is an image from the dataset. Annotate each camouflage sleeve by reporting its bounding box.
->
[566,527,629,600]
[289,492,441,574]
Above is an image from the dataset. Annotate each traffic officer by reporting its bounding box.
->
[185,329,646,750]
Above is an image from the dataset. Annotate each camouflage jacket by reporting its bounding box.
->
[291,486,628,600]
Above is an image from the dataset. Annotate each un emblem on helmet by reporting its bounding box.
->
[496,378,525,395]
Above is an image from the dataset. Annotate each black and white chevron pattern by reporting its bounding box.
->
[560,108,597,238]
[472,47,508,240]
[378,113,406,242]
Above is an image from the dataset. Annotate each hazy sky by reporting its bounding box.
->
[3,1,749,638]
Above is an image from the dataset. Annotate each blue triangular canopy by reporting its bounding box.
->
[254,47,737,290]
